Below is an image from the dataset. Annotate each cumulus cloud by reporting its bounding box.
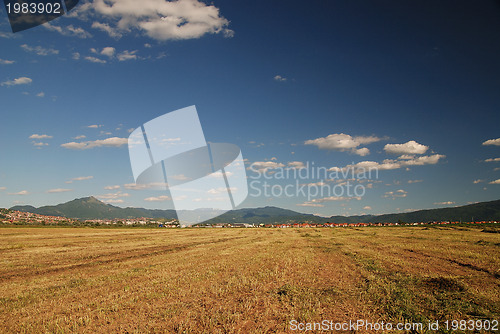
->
[29,134,52,139]
[144,195,171,202]
[78,0,234,41]
[101,46,116,57]
[61,137,127,149]
[20,44,59,56]
[1,77,32,86]
[87,124,102,128]
[74,135,86,139]
[482,138,500,146]
[305,133,381,156]
[490,179,500,185]
[384,140,428,155]
[274,75,286,82]
[47,188,73,193]
[363,206,372,210]
[473,179,483,184]
[485,158,500,162]
[104,185,120,190]
[408,179,423,184]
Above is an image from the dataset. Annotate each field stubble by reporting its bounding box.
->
[0,225,498,333]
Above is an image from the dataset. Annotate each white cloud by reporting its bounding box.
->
[20,44,59,56]
[73,176,94,181]
[0,187,6,191]
[87,124,102,128]
[117,50,138,61]
[9,190,29,195]
[32,142,49,147]
[123,182,168,190]
[1,77,32,86]
[408,179,423,184]
[91,21,123,38]
[47,188,73,193]
[482,138,500,146]
[85,56,107,63]
[473,179,483,184]
[61,137,127,149]
[384,189,407,199]
[0,32,16,39]
[74,135,86,139]
[72,52,81,60]
[274,75,286,82]
[97,191,130,200]
[248,161,285,173]
[287,161,305,169]
[401,154,443,166]
[83,0,233,41]
[305,133,381,156]
[354,147,370,157]
[44,23,92,38]
[434,201,455,205]
[0,59,15,65]
[330,154,444,173]
[489,179,500,185]
[144,195,171,202]
[485,158,500,162]
[36,92,45,97]
[297,196,361,207]
[384,140,428,155]
[103,199,124,203]
[29,134,53,139]
[104,185,120,190]
[363,206,372,210]
[296,203,324,207]
[101,46,116,57]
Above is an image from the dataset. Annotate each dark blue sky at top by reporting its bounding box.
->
[0,0,499,216]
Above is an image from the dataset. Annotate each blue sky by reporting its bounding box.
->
[0,0,499,217]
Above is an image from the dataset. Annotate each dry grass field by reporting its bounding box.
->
[0,225,499,333]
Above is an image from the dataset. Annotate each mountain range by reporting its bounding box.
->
[9,196,500,224]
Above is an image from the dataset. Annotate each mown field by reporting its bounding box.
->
[0,225,499,333]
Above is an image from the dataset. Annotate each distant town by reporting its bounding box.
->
[1,208,497,228]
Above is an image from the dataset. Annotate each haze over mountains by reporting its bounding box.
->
[9,197,500,224]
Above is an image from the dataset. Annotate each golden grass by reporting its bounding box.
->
[0,225,498,333]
